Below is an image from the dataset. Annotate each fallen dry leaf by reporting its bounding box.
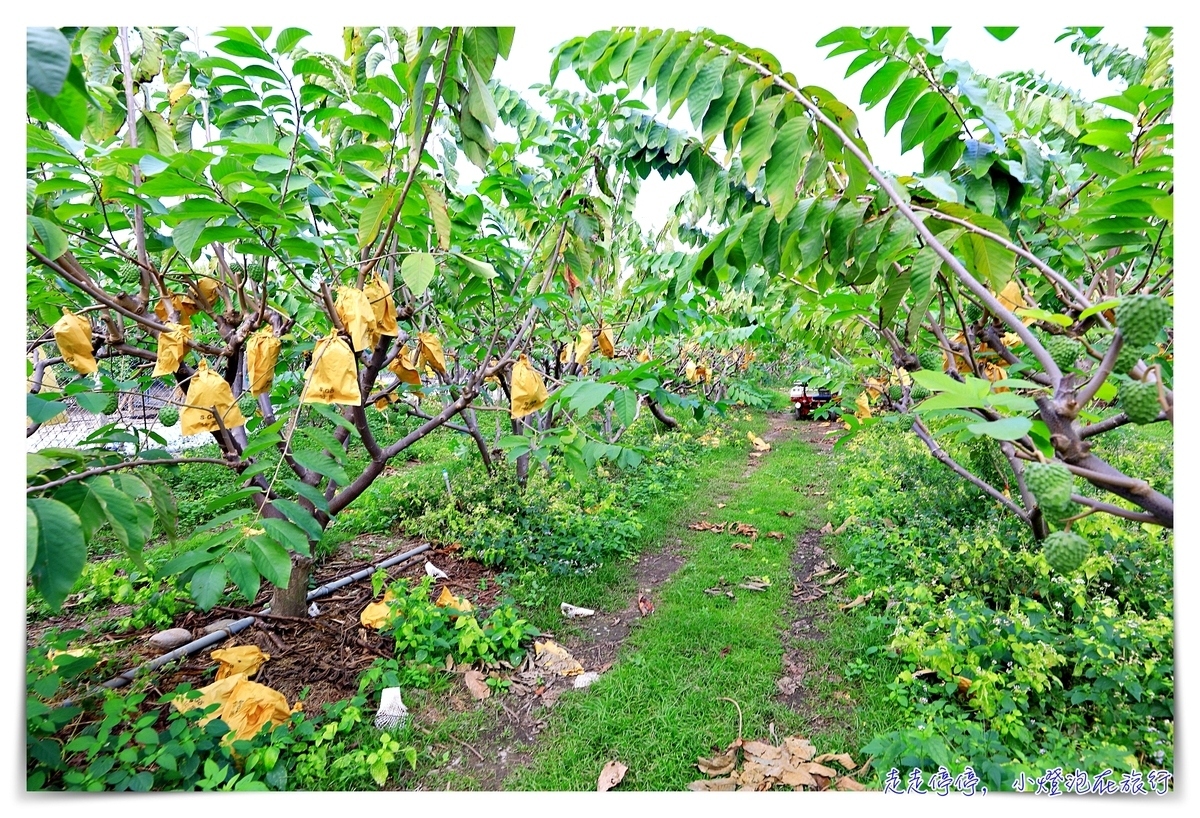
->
[717,502,727,509]
[835,776,867,791]
[819,522,834,535]
[832,516,856,535]
[814,752,857,771]
[766,531,785,540]
[732,522,758,539]
[463,670,491,700]
[748,432,771,452]
[597,759,628,792]
[688,521,727,532]
[823,571,848,587]
[697,747,738,777]
[732,542,753,550]
[839,591,873,611]
[777,510,795,518]
[806,762,840,779]
[637,594,654,617]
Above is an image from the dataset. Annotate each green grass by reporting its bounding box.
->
[506,416,851,790]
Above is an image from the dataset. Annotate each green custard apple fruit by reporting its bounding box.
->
[1119,378,1161,425]
[888,384,903,401]
[1043,530,1091,575]
[158,406,180,426]
[1046,335,1083,371]
[918,350,943,371]
[964,302,983,323]
[911,385,930,400]
[238,393,258,417]
[102,393,119,415]
[1115,294,1171,349]
[1026,461,1075,510]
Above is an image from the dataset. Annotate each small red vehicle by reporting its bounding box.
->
[789,379,836,420]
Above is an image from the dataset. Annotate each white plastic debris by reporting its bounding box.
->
[560,603,596,619]
[573,672,601,689]
[425,560,449,579]
[308,602,320,617]
[375,687,408,730]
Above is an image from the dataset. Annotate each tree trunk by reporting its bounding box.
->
[271,554,313,618]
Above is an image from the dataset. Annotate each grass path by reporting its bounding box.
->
[506,414,843,790]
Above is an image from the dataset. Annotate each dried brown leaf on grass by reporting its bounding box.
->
[766,531,785,540]
[839,591,873,611]
[463,670,491,700]
[696,747,738,777]
[688,521,728,533]
[731,542,753,551]
[732,522,759,539]
[819,522,834,534]
[597,760,628,791]
[637,594,654,617]
[777,510,795,518]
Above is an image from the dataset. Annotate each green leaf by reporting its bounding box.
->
[249,535,293,588]
[156,546,220,580]
[274,28,311,55]
[909,245,941,302]
[139,470,178,542]
[764,116,811,221]
[900,92,949,154]
[740,96,781,186]
[420,183,452,251]
[27,393,69,425]
[564,381,615,416]
[465,61,498,130]
[686,55,726,130]
[29,216,68,261]
[357,185,398,248]
[282,479,330,513]
[223,551,261,603]
[967,416,1032,440]
[28,498,87,611]
[190,563,227,611]
[453,252,498,280]
[884,77,928,135]
[27,28,72,96]
[291,450,350,487]
[90,476,148,556]
[860,60,909,109]
[27,506,38,572]
[612,388,638,428]
[984,27,1019,41]
[172,219,208,261]
[1078,298,1121,321]
[265,501,322,547]
[401,253,436,297]
[261,517,312,558]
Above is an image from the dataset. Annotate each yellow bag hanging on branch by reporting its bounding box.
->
[388,345,423,386]
[574,327,593,366]
[152,323,191,378]
[335,285,378,351]
[301,332,361,406]
[52,309,97,375]
[597,324,615,358]
[510,354,549,418]
[245,328,281,396]
[154,295,199,326]
[194,276,221,309]
[364,274,399,337]
[685,360,698,382]
[636,348,651,363]
[416,331,448,376]
[181,359,246,436]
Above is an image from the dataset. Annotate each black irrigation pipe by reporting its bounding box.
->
[70,542,433,702]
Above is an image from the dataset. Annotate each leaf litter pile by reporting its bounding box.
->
[689,702,867,792]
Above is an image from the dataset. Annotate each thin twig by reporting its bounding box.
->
[717,696,744,743]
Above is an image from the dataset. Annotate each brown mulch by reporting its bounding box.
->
[37,538,506,716]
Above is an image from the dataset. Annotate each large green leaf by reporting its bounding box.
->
[27,28,72,96]
[90,476,148,557]
[190,562,227,611]
[883,77,928,134]
[291,450,350,487]
[268,499,323,544]
[739,96,781,187]
[900,92,949,154]
[686,55,726,130]
[224,550,261,603]
[420,183,452,250]
[763,116,811,222]
[357,185,398,248]
[27,507,38,573]
[967,416,1032,441]
[28,498,87,611]
[261,516,313,557]
[612,388,638,428]
[860,60,909,109]
[249,534,293,588]
[401,252,436,297]
[909,244,941,302]
[563,381,615,416]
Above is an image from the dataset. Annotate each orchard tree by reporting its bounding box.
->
[557,26,1173,560]
[24,25,764,616]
